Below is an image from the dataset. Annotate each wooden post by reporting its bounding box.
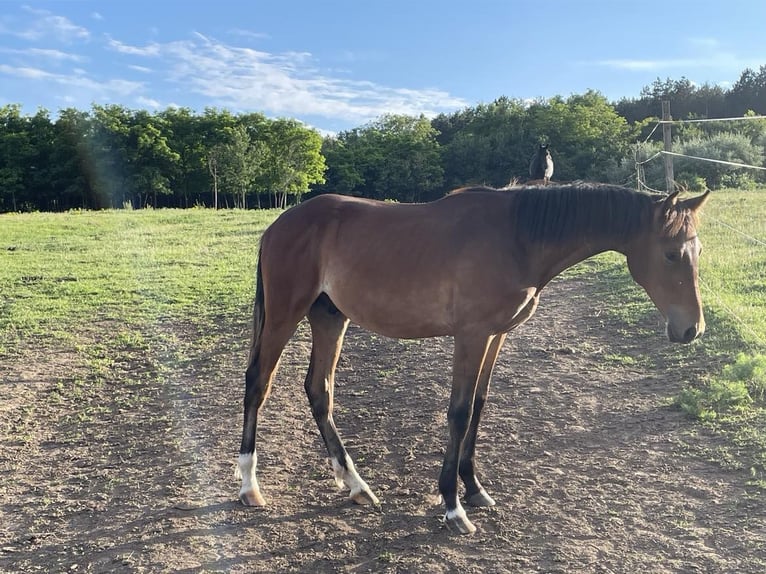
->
[662,100,674,193]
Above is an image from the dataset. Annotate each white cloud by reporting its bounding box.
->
[30,48,83,62]
[0,63,143,98]
[91,12,104,21]
[107,37,162,57]
[136,96,161,109]
[3,11,466,128]
[0,64,54,79]
[229,28,270,41]
[589,38,763,74]
[106,33,467,125]
[593,58,695,71]
[687,37,721,50]
[0,47,83,62]
[18,7,89,42]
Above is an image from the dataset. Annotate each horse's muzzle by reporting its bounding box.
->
[667,322,704,344]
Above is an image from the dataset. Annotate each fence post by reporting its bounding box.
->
[662,100,674,193]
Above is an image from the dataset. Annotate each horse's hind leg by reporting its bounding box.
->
[305,294,379,506]
[239,314,303,506]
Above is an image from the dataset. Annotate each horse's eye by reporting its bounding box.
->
[664,251,680,264]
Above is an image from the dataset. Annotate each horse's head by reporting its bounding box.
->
[626,190,711,343]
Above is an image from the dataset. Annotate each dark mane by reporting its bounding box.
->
[509,182,656,244]
[449,185,505,195]
[447,182,700,244]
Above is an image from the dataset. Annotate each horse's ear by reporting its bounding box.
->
[657,190,680,215]
[680,189,711,214]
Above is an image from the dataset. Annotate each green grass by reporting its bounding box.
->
[701,189,766,349]
[0,208,279,354]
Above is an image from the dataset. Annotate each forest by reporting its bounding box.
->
[1,65,765,213]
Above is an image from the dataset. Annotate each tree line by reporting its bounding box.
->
[0,106,325,212]
[2,65,765,213]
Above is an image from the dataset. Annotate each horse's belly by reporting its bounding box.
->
[323,282,453,339]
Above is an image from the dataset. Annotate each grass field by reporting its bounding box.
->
[0,208,277,354]
[1,187,764,482]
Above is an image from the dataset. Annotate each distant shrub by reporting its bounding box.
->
[616,131,764,191]
[677,133,763,190]
[675,174,708,192]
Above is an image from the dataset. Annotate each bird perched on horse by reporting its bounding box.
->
[529,144,554,184]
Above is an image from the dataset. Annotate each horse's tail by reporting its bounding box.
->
[247,249,266,369]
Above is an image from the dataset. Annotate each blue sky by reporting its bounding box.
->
[1,1,764,134]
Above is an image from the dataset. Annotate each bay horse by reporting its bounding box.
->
[238,182,710,535]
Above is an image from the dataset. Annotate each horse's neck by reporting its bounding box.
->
[534,235,630,288]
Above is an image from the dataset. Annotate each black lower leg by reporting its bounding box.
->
[458,394,485,497]
[240,360,262,455]
[439,401,472,512]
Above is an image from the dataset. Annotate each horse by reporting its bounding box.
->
[237,182,710,535]
[529,143,554,183]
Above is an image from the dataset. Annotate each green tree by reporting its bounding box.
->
[158,107,209,207]
[529,91,633,181]
[86,104,133,208]
[367,114,442,202]
[128,110,180,207]
[677,132,763,189]
[729,66,766,115]
[51,108,92,209]
[320,114,440,202]
[262,119,326,208]
[319,135,365,195]
[436,97,529,189]
[212,125,261,208]
[0,104,34,211]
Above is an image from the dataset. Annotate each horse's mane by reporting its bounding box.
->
[449,185,506,195]
[447,182,698,244]
[509,182,654,244]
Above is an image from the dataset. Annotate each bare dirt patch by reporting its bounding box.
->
[2,277,765,573]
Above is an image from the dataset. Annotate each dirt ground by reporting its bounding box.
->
[1,277,765,573]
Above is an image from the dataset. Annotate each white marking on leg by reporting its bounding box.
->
[331,457,346,489]
[238,452,259,496]
[445,502,468,524]
[332,455,373,497]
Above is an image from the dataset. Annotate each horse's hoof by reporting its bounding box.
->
[444,510,477,535]
[239,489,266,507]
[350,488,380,506]
[465,489,496,507]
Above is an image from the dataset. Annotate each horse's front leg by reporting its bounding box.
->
[439,333,492,535]
[459,333,507,508]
